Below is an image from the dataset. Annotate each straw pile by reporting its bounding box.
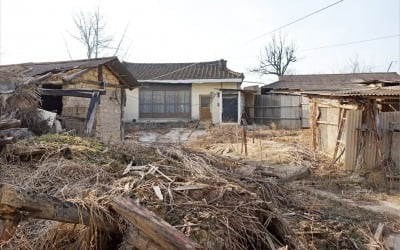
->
[0,66,49,135]
[0,134,301,249]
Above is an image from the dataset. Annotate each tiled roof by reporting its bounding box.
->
[263,72,400,91]
[123,59,244,81]
[0,57,139,88]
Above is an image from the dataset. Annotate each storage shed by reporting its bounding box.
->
[0,57,140,142]
[305,86,400,187]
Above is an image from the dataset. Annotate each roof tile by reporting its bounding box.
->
[123,59,244,81]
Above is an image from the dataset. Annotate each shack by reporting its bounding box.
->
[257,72,400,129]
[0,57,139,142]
[305,86,400,187]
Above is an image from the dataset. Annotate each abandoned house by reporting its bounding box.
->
[0,57,140,142]
[304,85,400,187]
[254,72,400,129]
[123,59,245,124]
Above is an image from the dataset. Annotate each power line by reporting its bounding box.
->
[244,0,344,44]
[301,34,400,52]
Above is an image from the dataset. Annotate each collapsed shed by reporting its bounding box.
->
[305,85,400,188]
[0,57,140,142]
[257,72,400,129]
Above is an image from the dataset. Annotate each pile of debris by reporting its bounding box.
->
[0,134,302,249]
[0,66,50,142]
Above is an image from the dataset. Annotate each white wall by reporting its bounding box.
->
[124,82,240,124]
[191,82,239,124]
[125,88,139,122]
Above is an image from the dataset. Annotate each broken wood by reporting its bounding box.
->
[39,88,105,98]
[0,137,16,146]
[374,223,384,241]
[110,196,201,250]
[0,119,21,131]
[0,183,117,243]
[332,108,347,161]
[84,91,100,136]
[62,68,92,83]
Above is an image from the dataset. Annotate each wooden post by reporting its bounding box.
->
[309,99,318,153]
[243,127,248,156]
[368,101,388,192]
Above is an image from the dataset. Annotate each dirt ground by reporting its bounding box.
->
[182,125,400,249]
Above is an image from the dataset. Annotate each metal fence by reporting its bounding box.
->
[253,93,309,129]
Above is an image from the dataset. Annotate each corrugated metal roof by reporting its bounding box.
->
[304,86,400,97]
[123,59,244,81]
[263,72,400,91]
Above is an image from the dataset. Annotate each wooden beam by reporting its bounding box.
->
[98,65,105,89]
[62,68,93,83]
[0,183,119,243]
[0,183,90,225]
[110,197,201,250]
[39,88,106,98]
[84,92,100,136]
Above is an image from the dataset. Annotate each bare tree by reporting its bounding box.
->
[71,7,129,59]
[344,54,374,73]
[252,34,297,76]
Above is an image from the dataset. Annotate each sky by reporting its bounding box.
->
[0,0,399,85]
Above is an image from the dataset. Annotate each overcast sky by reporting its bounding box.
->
[0,0,399,84]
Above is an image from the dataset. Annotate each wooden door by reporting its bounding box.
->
[199,95,212,121]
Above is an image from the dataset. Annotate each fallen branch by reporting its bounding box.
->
[110,196,201,250]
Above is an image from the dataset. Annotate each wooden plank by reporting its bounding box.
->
[332,109,347,160]
[110,197,201,250]
[84,92,100,136]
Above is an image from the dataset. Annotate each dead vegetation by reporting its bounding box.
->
[1,133,300,249]
[0,126,398,249]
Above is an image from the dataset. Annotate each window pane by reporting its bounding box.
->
[140,90,153,104]
[200,96,210,107]
[166,91,176,104]
[153,91,164,103]
[152,104,164,113]
[184,91,190,103]
[166,104,176,113]
[140,104,152,113]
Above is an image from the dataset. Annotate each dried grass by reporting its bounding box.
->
[0,72,50,135]
[0,134,301,250]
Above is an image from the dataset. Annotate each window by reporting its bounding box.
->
[139,85,191,118]
[200,95,211,108]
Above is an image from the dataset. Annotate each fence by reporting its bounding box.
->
[253,93,309,129]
